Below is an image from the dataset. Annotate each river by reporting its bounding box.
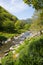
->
[0,31,32,57]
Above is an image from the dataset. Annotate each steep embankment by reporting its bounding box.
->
[1,34,43,65]
[0,6,18,42]
[14,34,43,65]
[0,6,18,32]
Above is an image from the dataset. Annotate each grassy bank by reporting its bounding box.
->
[1,34,43,65]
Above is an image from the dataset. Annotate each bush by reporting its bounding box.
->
[2,52,15,65]
[15,35,43,65]
[1,35,43,65]
[3,20,15,33]
[0,35,7,46]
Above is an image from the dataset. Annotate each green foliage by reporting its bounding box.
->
[30,10,43,33]
[2,52,15,65]
[3,20,15,33]
[23,0,43,33]
[0,6,32,34]
[24,24,30,30]
[15,20,25,30]
[0,6,18,32]
[0,35,7,46]
[15,35,43,65]
[0,35,7,41]
[1,35,43,65]
[23,0,43,10]
[0,1,43,65]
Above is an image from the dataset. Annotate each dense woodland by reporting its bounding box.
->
[0,6,32,43]
[0,0,43,65]
[0,6,32,33]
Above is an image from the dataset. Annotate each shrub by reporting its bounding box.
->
[2,52,15,65]
[15,35,43,65]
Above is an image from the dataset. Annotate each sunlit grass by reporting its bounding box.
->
[14,34,43,54]
[0,32,19,38]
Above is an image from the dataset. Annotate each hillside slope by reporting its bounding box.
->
[0,6,18,31]
[1,34,43,65]
[15,34,43,65]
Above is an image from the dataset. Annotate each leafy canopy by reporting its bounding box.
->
[23,0,43,10]
[30,10,43,32]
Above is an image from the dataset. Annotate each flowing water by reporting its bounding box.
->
[0,31,32,57]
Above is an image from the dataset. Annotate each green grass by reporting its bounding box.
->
[14,34,43,65]
[1,34,43,65]
[0,32,19,38]
[14,34,43,53]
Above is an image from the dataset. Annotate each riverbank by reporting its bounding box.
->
[0,31,31,57]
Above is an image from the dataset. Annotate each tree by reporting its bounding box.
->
[0,12,5,31]
[24,24,30,30]
[3,19,15,33]
[15,20,24,30]
[23,0,43,10]
[30,10,43,34]
[0,6,18,32]
[23,0,43,34]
